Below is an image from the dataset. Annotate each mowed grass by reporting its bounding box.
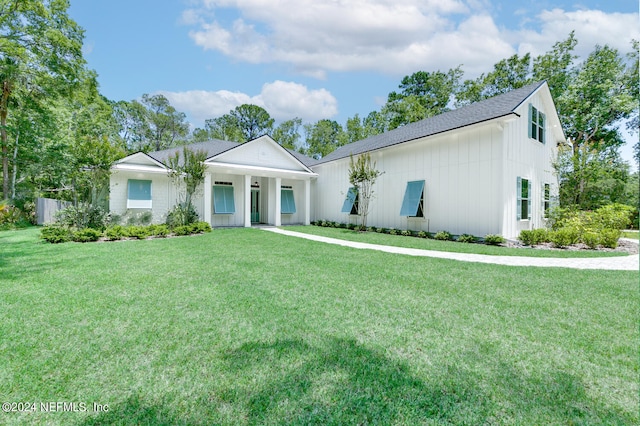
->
[0,227,637,425]
[288,225,630,258]
[622,230,639,240]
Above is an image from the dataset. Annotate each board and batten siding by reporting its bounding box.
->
[109,170,177,224]
[501,92,559,238]
[312,122,505,237]
[210,173,245,227]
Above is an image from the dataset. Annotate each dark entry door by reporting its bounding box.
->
[251,190,260,223]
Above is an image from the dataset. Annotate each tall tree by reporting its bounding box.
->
[457,53,532,105]
[555,44,636,207]
[140,94,189,151]
[272,117,302,150]
[112,99,149,152]
[229,104,274,141]
[0,0,84,199]
[384,68,462,128]
[199,104,275,143]
[303,119,344,159]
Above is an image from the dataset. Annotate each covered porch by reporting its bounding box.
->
[203,163,316,228]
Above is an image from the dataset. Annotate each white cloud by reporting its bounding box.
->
[183,1,638,79]
[159,80,338,126]
[515,9,640,59]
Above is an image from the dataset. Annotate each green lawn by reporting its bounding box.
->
[622,230,639,240]
[1,227,637,425]
[287,225,629,258]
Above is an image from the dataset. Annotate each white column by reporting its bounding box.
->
[304,179,311,225]
[244,174,251,227]
[275,177,281,227]
[203,172,212,226]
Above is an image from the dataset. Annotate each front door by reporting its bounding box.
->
[251,190,260,223]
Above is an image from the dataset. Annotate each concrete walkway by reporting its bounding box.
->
[263,228,639,271]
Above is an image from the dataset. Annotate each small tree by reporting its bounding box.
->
[348,153,383,229]
[167,146,207,226]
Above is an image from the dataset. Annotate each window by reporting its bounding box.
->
[517,177,531,220]
[281,189,296,214]
[528,104,545,143]
[213,185,235,214]
[127,179,152,208]
[341,187,358,215]
[543,183,550,218]
[400,180,425,217]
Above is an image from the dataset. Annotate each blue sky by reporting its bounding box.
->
[68,0,638,164]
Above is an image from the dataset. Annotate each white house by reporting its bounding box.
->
[110,81,564,238]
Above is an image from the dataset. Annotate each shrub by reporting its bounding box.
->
[581,231,600,249]
[599,229,621,249]
[166,203,198,228]
[366,226,376,232]
[40,226,73,244]
[147,224,169,237]
[376,227,384,233]
[55,203,109,230]
[401,229,412,236]
[519,228,549,246]
[124,210,153,226]
[173,225,192,236]
[434,230,452,241]
[549,227,579,248]
[594,203,634,230]
[417,231,427,238]
[0,201,22,226]
[457,234,477,243]
[483,234,505,245]
[388,228,398,235]
[105,225,128,240]
[190,222,212,234]
[72,228,103,243]
[126,225,151,239]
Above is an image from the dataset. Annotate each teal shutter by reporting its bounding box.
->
[528,104,533,139]
[213,186,235,214]
[540,112,545,144]
[341,187,358,213]
[400,180,425,216]
[516,177,522,220]
[281,189,296,214]
[128,179,151,200]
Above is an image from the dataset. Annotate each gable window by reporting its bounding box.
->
[213,185,235,214]
[517,177,531,220]
[528,104,545,143]
[341,187,358,215]
[127,179,152,208]
[281,189,296,214]
[400,180,425,217]
[543,183,550,218]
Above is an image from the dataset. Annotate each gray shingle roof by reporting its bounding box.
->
[314,81,545,165]
[147,138,318,168]
[147,139,240,165]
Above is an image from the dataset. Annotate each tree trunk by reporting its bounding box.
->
[10,130,18,199]
[1,80,10,200]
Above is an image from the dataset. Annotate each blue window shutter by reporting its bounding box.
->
[213,186,235,214]
[516,177,522,220]
[128,179,152,200]
[281,189,296,214]
[528,104,533,139]
[400,180,425,216]
[341,187,357,213]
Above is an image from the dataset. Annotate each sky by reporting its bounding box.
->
[68,0,638,165]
